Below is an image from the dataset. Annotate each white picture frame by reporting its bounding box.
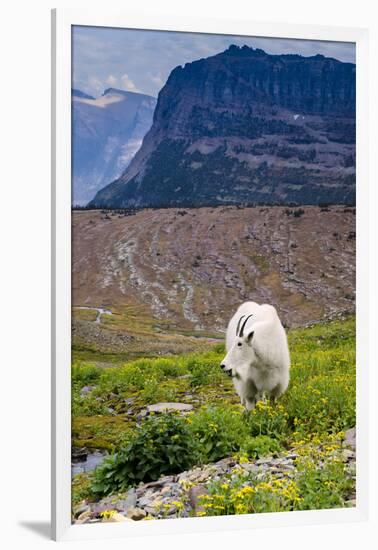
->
[51,8,369,541]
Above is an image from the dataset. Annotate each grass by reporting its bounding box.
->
[71,303,219,363]
[71,316,356,512]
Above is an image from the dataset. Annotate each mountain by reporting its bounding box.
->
[72,88,156,205]
[90,46,356,208]
[72,89,95,100]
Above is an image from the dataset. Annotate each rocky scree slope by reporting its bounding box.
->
[72,206,355,334]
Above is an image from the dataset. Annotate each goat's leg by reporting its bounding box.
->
[269,383,284,403]
[244,379,258,411]
[245,397,257,411]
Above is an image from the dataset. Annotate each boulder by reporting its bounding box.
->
[146,402,194,414]
[343,427,356,450]
[73,502,90,518]
[76,510,92,524]
[127,507,147,521]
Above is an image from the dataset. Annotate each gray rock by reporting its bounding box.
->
[241,463,259,472]
[76,510,92,523]
[159,475,176,484]
[72,448,88,463]
[137,409,148,420]
[137,495,154,507]
[256,456,273,465]
[92,502,117,515]
[144,506,159,516]
[192,468,215,483]
[127,507,147,521]
[117,488,137,511]
[215,457,235,468]
[73,504,90,519]
[124,397,136,405]
[81,385,96,396]
[145,402,194,414]
[281,463,296,470]
[344,427,356,450]
[341,448,356,462]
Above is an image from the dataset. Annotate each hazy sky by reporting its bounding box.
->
[72,25,356,99]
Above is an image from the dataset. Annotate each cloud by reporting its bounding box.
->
[73,26,356,98]
[105,74,118,87]
[120,73,138,92]
[87,76,104,94]
[150,73,165,89]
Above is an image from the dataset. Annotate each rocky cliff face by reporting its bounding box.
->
[91,46,356,208]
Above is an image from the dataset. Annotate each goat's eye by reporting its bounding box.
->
[237,342,242,347]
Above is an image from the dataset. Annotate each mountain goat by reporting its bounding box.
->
[220,301,290,410]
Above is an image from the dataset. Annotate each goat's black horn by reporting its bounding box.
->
[239,314,253,337]
[236,315,245,335]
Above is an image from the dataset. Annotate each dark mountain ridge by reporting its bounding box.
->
[72,88,95,100]
[91,45,356,208]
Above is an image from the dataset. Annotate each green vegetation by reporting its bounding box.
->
[72,317,356,511]
[196,433,354,516]
[72,303,218,363]
[91,414,199,496]
[239,435,283,459]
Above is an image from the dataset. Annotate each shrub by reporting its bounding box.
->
[239,435,282,459]
[296,455,354,510]
[72,362,101,386]
[198,474,302,516]
[151,357,187,378]
[72,473,93,506]
[293,208,305,218]
[189,405,248,462]
[284,372,355,436]
[139,375,176,404]
[91,414,198,496]
[247,401,289,440]
[187,354,224,387]
[191,436,353,517]
[71,363,105,416]
[72,393,109,417]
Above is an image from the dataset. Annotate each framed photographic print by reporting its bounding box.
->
[51,8,369,541]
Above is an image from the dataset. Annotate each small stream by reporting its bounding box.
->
[72,450,108,476]
[75,306,113,324]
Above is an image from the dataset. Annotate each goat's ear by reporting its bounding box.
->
[246,329,254,345]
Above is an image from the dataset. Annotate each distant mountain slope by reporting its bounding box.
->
[91,46,356,208]
[72,89,95,100]
[72,88,156,205]
[72,206,355,331]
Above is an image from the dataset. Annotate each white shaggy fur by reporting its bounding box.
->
[221,301,290,410]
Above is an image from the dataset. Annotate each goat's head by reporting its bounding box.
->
[220,314,256,377]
